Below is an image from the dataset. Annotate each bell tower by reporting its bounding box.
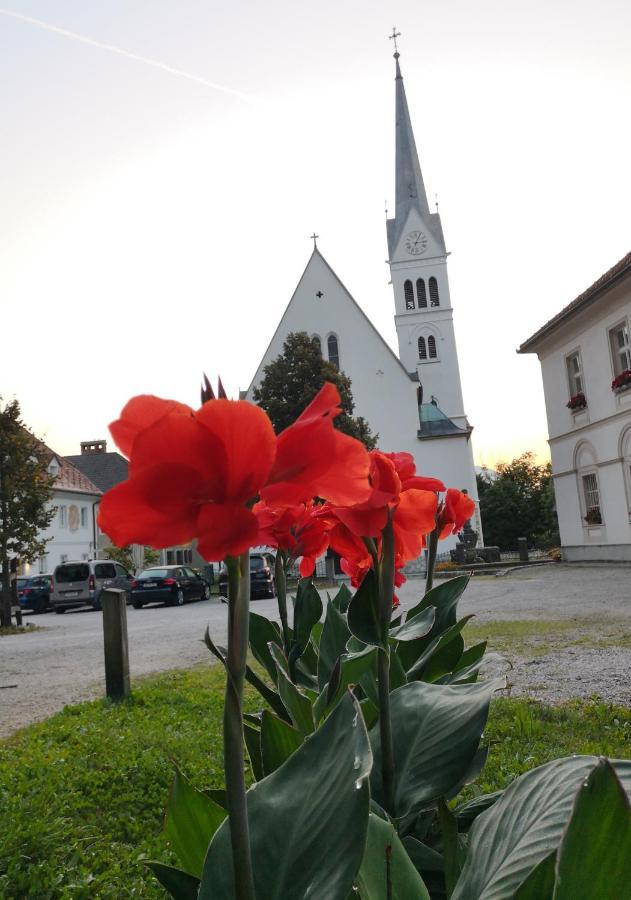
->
[386,36,468,430]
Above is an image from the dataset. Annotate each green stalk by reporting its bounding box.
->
[274,550,290,654]
[377,517,396,818]
[224,553,256,900]
[425,526,439,594]
[437,797,460,898]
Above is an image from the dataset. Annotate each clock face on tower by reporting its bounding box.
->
[405,230,428,255]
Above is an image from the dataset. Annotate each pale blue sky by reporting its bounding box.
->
[2,0,630,467]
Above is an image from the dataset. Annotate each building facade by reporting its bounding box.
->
[520,251,631,561]
[246,49,481,549]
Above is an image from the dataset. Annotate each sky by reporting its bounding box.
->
[1,0,630,470]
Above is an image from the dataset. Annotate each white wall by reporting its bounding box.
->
[25,489,100,575]
[532,276,631,560]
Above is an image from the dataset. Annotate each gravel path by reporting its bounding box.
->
[1,564,630,739]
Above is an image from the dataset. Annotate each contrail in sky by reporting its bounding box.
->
[0,7,256,103]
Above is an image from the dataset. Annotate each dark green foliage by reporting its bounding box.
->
[0,398,55,626]
[477,452,560,550]
[252,331,378,448]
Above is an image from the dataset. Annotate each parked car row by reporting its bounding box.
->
[17,552,278,615]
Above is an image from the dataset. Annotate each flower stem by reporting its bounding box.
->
[274,550,291,654]
[425,527,439,594]
[224,553,256,900]
[377,517,396,818]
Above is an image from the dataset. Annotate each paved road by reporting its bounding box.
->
[2,565,630,737]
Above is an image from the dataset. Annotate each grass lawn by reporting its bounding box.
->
[1,665,630,899]
[465,615,631,657]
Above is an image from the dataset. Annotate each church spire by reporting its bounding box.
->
[391,35,430,223]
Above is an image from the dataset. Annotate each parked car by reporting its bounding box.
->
[130,565,211,608]
[16,574,53,614]
[50,560,134,613]
[218,552,276,600]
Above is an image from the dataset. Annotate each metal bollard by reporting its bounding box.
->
[101,588,131,700]
[517,537,529,562]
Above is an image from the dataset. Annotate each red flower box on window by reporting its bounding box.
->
[612,370,631,392]
[567,392,587,410]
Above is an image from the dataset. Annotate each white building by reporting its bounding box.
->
[246,48,481,548]
[23,446,102,576]
[519,251,631,561]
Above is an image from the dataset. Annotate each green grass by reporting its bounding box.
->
[465,616,631,657]
[0,623,42,637]
[1,666,630,898]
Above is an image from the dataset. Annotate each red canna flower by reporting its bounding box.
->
[437,488,476,539]
[98,383,370,562]
[254,500,330,577]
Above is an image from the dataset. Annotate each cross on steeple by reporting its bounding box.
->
[310,232,319,249]
[389,26,401,57]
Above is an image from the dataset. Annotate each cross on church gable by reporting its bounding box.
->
[316,290,324,298]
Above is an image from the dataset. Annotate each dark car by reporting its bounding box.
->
[218,552,276,600]
[130,565,211,609]
[17,574,53,614]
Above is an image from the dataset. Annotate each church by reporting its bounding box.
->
[246,44,482,550]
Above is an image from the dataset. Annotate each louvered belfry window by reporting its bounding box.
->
[418,337,427,360]
[416,278,427,308]
[404,280,415,310]
[327,334,340,368]
[429,277,440,307]
[428,335,437,358]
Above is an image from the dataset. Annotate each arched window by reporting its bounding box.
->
[312,335,321,354]
[327,334,340,368]
[404,280,415,310]
[428,335,437,359]
[429,277,440,307]
[416,278,427,308]
[418,337,427,360]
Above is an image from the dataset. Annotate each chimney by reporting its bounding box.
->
[81,440,107,454]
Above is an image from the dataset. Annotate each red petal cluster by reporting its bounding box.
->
[254,500,329,577]
[98,384,370,562]
[437,488,476,539]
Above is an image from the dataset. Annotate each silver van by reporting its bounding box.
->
[51,560,134,613]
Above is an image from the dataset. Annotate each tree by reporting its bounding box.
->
[253,332,378,449]
[104,544,160,571]
[476,452,559,551]
[0,399,55,626]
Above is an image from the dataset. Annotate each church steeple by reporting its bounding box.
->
[394,51,430,224]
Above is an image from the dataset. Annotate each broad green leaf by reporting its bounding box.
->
[423,633,465,682]
[401,836,444,873]
[260,709,303,774]
[318,599,352,689]
[331,581,352,612]
[513,853,556,899]
[310,620,324,648]
[249,613,283,681]
[243,722,263,781]
[389,646,408,691]
[397,576,470,670]
[447,747,489,800]
[276,664,315,734]
[454,790,503,831]
[355,812,430,899]
[164,767,226,878]
[146,862,200,899]
[452,756,631,900]
[203,627,227,666]
[293,578,323,648]
[326,646,378,708]
[360,697,379,729]
[446,641,488,685]
[390,606,436,642]
[406,616,474,680]
[370,679,501,817]
[244,663,291,722]
[199,694,372,900]
[553,758,631,899]
[348,569,383,648]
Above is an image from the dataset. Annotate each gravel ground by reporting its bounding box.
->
[1,564,630,738]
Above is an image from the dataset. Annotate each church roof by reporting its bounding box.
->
[518,250,631,353]
[417,402,471,440]
[65,449,128,493]
[245,247,415,394]
[386,53,446,257]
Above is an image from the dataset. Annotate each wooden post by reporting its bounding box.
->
[517,537,529,562]
[101,588,130,700]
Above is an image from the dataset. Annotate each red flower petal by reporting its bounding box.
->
[97,464,201,548]
[403,476,446,492]
[195,400,277,502]
[110,395,192,458]
[197,503,261,561]
[393,489,438,565]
